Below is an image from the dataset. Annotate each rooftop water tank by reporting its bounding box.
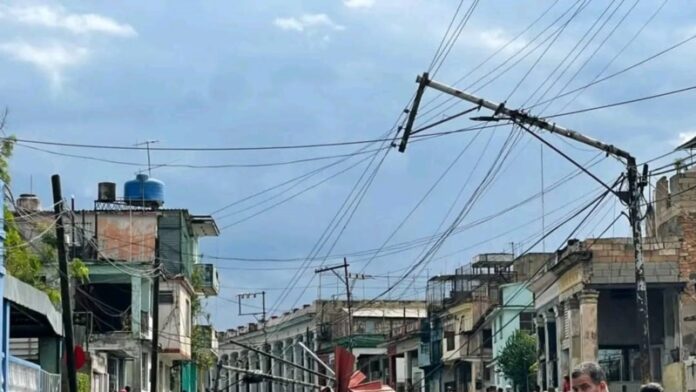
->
[17,194,40,212]
[123,174,164,209]
[97,182,116,202]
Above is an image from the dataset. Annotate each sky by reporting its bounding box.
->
[1,0,696,330]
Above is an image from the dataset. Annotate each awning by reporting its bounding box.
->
[4,274,63,337]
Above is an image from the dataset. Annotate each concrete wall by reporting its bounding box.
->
[159,279,192,359]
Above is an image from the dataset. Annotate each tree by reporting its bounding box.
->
[497,330,537,392]
[0,111,88,304]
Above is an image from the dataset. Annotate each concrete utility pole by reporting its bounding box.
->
[399,73,652,382]
[151,235,161,392]
[315,259,353,353]
[51,175,78,392]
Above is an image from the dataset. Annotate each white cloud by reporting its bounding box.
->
[0,41,88,89]
[0,5,136,37]
[344,0,375,9]
[675,131,696,147]
[472,29,526,52]
[273,13,345,33]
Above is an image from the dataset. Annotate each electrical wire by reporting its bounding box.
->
[527,16,696,111]
[545,83,696,118]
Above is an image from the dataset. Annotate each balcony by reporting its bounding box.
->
[194,264,219,296]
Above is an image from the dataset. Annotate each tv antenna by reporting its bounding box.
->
[134,140,159,175]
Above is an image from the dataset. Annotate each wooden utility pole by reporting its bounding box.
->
[51,175,78,392]
[315,259,353,352]
[399,73,652,381]
[150,236,161,392]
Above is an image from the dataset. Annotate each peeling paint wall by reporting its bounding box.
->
[96,213,157,262]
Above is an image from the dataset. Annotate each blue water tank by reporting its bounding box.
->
[124,174,164,208]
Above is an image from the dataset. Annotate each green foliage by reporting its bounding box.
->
[0,132,89,304]
[190,266,216,369]
[0,134,15,184]
[4,207,42,281]
[70,258,90,283]
[192,325,216,369]
[77,372,91,392]
[498,330,537,392]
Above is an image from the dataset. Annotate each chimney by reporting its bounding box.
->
[17,194,40,212]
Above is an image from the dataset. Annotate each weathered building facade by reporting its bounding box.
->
[531,169,696,392]
[12,178,221,392]
[219,300,426,392]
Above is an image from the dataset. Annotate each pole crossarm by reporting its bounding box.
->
[407,73,633,161]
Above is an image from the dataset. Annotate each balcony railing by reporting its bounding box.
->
[9,356,61,392]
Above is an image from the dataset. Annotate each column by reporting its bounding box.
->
[285,338,294,392]
[405,350,413,389]
[567,297,581,370]
[553,302,565,389]
[294,336,305,392]
[578,290,599,363]
[302,334,312,392]
[542,311,554,390]
[273,342,283,392]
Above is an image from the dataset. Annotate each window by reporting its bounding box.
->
[445,331,455,351]
[159,290,174,304]
[599,349,623,382]
[598,347,641,382]
[519,312,534,332]
[142,352,149,388]
[482,329,492,350]
[184,298,191,336]
[365,320,377,333]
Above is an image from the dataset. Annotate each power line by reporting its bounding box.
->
[527,21,696,111]
[545,83,696,118]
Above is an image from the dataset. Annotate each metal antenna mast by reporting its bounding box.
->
[399,73,652,382]
[135,140,159,175]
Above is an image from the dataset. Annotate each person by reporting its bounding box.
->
[534,385,542,392]
[570,362,608,392]
[562,376,571,392]
[497,388,503,392]
[125,387,131,392]
[639,383,663,392]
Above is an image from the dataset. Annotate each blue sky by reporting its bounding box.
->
[1,0,696,329]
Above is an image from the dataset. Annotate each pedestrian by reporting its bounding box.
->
[125,387,131,392]
[639,383,663,392]
[570,362,608,392]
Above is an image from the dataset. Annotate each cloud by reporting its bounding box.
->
[344,0,375,8]
[674,131,696,147]
[273,14,345,33]
[471,29,526,52]
[0,5,136,37]
[0,41,88,88]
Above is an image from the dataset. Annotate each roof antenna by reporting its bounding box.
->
[134,140,159,175]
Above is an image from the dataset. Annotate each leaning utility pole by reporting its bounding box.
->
[399,73,652,381]
[51,175,78,392]
[315,258,353,353]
